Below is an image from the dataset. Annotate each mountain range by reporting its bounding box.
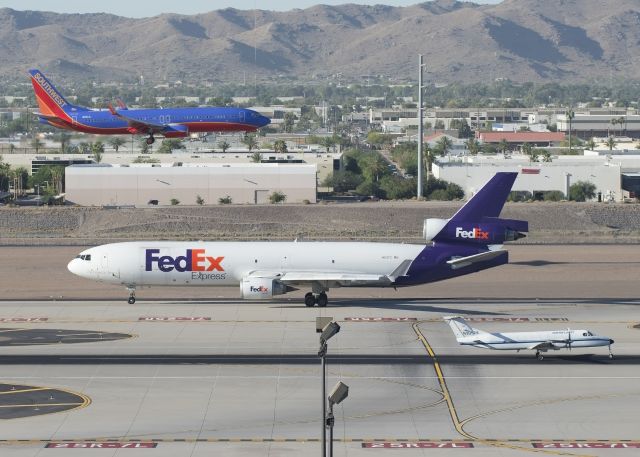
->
[1,0,639,84]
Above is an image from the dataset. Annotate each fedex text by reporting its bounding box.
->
[455,227,489,240]
[145,249,224,273]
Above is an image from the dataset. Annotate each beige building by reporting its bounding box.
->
[65,163,317,206]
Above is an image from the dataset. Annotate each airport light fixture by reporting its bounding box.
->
[327,381,349,457]
[318,320,341,457]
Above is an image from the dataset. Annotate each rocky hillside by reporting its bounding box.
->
[2,201,640,245]
[1,0,640,83]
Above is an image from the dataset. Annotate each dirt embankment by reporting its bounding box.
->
[2,202,640,245]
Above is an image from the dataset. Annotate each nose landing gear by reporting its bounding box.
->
[145,135,155,145]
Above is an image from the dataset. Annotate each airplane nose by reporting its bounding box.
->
[610,339,615,344]
[67,258,82,277]
[260,115,271,127]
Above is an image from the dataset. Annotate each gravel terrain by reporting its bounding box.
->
[2,201,640,245]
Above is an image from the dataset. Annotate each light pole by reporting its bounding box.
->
[417,54,425,199]
[318,321,340,457]
[327,381,349,457]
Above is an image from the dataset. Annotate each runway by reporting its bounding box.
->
[0,297,638,456]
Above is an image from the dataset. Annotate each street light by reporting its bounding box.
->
[417,54,426,199]
[326,381,349,457]
[318,320,340,457]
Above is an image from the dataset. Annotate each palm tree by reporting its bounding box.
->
[274,139,288,154]
[464,138,480,156]
[30,137,43,153]
[217,140,230,153]
[605,135,617,151]
[436,135,453,157]
[56,132,71,153]
[108,136,126,152]
[565,109,574,155]
[497,138,509,156]
[363,155,387,182]
[521,141,532,156]
[321,136,334,153]
[242,134,258,151]
[283,112,296,133]
[250,151,262,163]
[586,138,596,151]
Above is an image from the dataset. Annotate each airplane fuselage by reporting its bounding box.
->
[459,330,613,350]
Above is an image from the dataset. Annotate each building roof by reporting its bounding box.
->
[476,131,565,143]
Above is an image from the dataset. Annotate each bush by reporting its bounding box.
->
[170,198,180,205]
[322,170,364,193]
[218,195,232,204]
[379,175,416,200]
[355,180,384,198]
[196,195,205,205]
[269,191,286,204]
[425,179,464,200]
[508,190,533,202]
[543,190,565,201]
[569,181,596,202]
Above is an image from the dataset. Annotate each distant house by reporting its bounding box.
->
[476,131,565,148]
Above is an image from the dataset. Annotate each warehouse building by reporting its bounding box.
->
[65,163,317,206]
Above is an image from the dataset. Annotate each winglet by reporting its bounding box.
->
[116,99,128,110]
[107,103,117,116]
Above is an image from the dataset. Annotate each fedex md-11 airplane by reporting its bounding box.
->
[67,172,527,307]
[444,316,615,360]
[29,69,270,144]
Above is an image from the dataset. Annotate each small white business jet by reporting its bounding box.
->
[443,316,614,360]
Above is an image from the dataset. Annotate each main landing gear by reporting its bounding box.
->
[127,286,136,304]
[304,292,328,307]
[535,350,544,361]
[145,135,155,145]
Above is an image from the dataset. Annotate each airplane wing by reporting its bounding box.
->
[278,259,414,287]
[447,250,506,270]
[108,104,164,134]
[527,341,567,351]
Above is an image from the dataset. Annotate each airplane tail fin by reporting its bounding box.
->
[443,316,484,341]
[28,69,81,120]
[428,172,528,245]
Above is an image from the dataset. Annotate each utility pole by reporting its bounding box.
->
[566,108,574,155]
[417,55,424,199]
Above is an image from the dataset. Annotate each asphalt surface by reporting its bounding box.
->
[0,245,638,456]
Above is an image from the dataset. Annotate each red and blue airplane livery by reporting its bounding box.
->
[29,69,271,144]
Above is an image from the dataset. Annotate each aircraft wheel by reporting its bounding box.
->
[304,293,315,307]
[146,136,155,145]
[609,353,614,360]
[536,352,544,361]
[317,293,328,308]
[128,296,136,305]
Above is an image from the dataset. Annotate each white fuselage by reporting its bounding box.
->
[458,329,613,351]
[68,241,425,288]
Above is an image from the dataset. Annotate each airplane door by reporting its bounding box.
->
[71,114,78,126]
[239,111,245,123]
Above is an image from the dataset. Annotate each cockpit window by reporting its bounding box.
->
[76,254,92,261]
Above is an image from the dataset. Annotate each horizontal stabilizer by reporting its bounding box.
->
[447,250,506,270]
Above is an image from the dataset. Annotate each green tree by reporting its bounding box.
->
[242,133,258,151]
[157,139,185,154]
[139,138,151,154]
[464,138,480,155]
[274,139,288,154]
[108,136,126,152]
[218,195,232,204]
[362,155,388,182]
[0,155,10,192]
[605,136,617,151]
[283,112,296,133]
[250,151,262,163]
[569,181,596,202]
[196,195,205,205]
[55,132,71,153]
[322,170,363,192]
[436,135,453,157]
[497,138,510,155]
[91,141,105,163]
[217,140,230,153]
[321,136,335,153]
[269,191,286,204]
[170,198,180,205]
[585,138,596,150]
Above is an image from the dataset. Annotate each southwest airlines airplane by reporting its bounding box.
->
[68,172,527,307]
[444,316,614,360]
[29,69,270,144]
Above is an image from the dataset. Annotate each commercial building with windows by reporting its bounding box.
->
[65,163,317,206]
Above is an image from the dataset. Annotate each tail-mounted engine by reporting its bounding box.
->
[424,217,528,245]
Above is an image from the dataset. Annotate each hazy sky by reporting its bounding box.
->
[0,0,502,17]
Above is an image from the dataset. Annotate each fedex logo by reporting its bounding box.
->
[455,227,489,240]
[145,249,224,273]
[250,286,269,293]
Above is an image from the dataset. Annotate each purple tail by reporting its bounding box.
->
[433,172,527,245]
